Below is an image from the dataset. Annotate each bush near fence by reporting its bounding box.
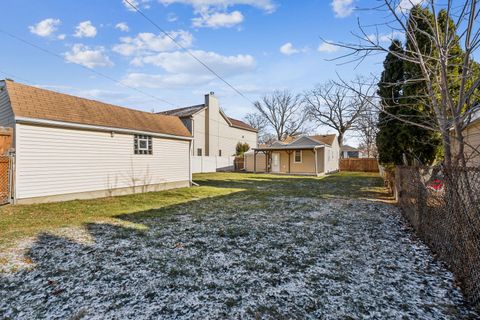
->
[395,166,480,309]
[339,158,379,172]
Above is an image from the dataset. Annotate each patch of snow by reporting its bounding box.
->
[0,198,477,319]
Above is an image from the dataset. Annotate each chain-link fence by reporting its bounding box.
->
[396,165,480,309]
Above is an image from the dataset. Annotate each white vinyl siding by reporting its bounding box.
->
[191,108,257,157]
[192,109,206,156]
[324,142,340,173]
[15,123,190,199]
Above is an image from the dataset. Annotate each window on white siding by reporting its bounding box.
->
[219,150,222,156]
[197,148,203,156]
[134,135,152,155]
[294,150,302,163]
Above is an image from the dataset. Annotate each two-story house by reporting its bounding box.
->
[161,92,258,172]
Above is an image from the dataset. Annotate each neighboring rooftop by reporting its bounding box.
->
[1,80,191,138]
[227,117,257,132]
[341,145,359,152]
[160,104,205,118]
[161,103,257,132]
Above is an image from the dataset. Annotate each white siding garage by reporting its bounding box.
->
[15,124,191,201]
[0,79,193,204]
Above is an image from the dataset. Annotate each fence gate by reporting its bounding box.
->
[0,156,13,204]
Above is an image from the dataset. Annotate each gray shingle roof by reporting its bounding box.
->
[160,104,206,117]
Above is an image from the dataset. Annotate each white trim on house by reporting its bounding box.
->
[15,116,194,141]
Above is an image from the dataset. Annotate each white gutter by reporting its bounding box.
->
[15,116,194,141]
[253,145,325,151]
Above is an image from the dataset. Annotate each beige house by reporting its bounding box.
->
[0,79,193,204]
[244,135,340,176]
[162,92,258,157]
[453,112,480,166]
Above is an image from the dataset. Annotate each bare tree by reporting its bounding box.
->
[354,107,379,158]
[304,78,375,147]
[253,90,308,141]
[243,112,268,134]
[328,0,480,168]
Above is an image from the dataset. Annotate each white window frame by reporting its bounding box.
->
[134,134,152,155]
[294,150,302,163]
[137,137,149,152]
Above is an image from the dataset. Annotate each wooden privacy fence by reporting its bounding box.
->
[340,158,379,172]
[234,156,245,171]
[0,156,12,204]
[0,127,12,155]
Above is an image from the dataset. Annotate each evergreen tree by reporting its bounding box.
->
[400,5,441,164]
[377,40,406,165]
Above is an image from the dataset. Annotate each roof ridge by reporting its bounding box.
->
[161,104,206,114]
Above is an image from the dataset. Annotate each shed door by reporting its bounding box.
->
[271,153,280,173]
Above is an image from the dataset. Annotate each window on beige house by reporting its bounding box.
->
[197,148,202,156]
[219,150,222,156]
[294,150,302,163]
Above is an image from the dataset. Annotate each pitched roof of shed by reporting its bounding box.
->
[3,80,191,138]
[254,134,337,151]
[281,134,337,146]
[310,134,337,145]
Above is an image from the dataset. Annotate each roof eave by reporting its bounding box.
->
[15,116,194,141]
[253,145,325,151]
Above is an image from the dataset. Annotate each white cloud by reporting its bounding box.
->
[122,50,255,88]
[317,41,339,53]
[159,0,276,13]
[113,30,193,56]
[122,72,215,88]
[331,0,354,18]
[64,44,114,68]
[379,31,405,42]
[74,21,97,38]
[29,18,61,37]
[279,42,300,55]
[133,50,255,76]
[192,10,244,28]
[57,34,66,40]
[122,0,152,11]
[396,0,424,13]
[115,22,130,32]
[365,31,405,43]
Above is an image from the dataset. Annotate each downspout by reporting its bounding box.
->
[314,147,318,176]
[12,120,17,204]
[189,139,193,186]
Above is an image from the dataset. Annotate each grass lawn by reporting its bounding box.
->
[1,172,476,319]
[0,172,386,250]
[0,185,240,250]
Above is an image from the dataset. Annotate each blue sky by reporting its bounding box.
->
[0,0,402,138]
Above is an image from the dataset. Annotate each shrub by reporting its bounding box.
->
[235,142,250,156]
